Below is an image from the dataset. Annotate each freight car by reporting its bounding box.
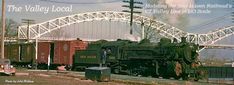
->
[73,37,204,80]
[37,40,88,69]
[3,42,35,67]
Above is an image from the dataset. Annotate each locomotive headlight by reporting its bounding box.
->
[10,65,13,68]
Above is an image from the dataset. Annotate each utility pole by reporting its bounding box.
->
[21,19,35,41]
[122,0,143,34]
[22,19,37,69]
[141,19,145,39]
[1,0,5,59]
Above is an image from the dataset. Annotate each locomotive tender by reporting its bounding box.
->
[73,37,203,80]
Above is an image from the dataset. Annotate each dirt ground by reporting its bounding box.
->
[0,76,124,85]
[1,69,233,85]
[0,69,125,85]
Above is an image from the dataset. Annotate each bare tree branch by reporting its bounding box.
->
[0,18,19,37]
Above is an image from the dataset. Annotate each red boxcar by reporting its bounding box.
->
[37,40,87,68]
[37,42,51,64]
[53,40,88,66]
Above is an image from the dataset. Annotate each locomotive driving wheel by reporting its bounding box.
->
[175,62,182,76]
[164,61,182,79]
[182,73,189,80]
[174,62,182,79]
[113,68,120,74]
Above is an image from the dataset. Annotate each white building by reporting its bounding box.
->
[224,62,234,67]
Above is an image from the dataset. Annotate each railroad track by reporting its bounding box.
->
[28,70,233,85]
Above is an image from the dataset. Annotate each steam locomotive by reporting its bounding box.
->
[73,37,204,80]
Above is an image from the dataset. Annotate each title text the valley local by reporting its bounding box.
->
[7,5,73,14]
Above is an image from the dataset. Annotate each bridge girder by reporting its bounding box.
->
[18,11,234,45]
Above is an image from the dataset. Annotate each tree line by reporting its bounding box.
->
[0,18,19,37]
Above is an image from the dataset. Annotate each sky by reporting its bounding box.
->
[1,0,233,32]
[2,0,123,23]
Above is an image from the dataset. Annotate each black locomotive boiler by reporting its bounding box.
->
[73,37,203,80]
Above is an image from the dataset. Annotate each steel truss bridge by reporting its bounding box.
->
[17,11,234,49]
